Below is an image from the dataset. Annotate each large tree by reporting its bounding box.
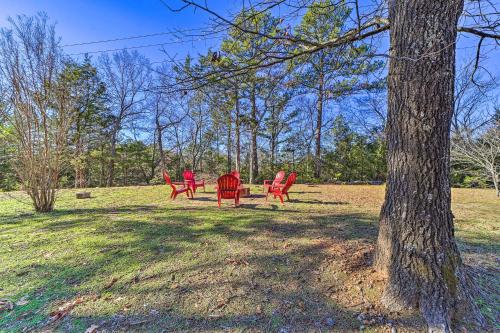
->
[63,57,107,188]
[220,9,281,183]
[374,1,486,330]
[294,0,383,179]
[99,50,151,187]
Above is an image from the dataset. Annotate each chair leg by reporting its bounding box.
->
[285,193,290,201]
[170,190,174,199]
[185,190,190,198]
[172,192,178,200]
[189,189,193,198]
[278,194,284,205]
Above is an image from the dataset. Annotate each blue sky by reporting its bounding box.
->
[0,0,498,81]
[0,0,234,63]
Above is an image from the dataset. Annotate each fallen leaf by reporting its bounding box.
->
[216,299,227,309]
[129,319,148,326]
[16,296,29,306]
[0,299,13,312]
[84,324,99,333]
[48,297,84,324]
[105,277,118,289]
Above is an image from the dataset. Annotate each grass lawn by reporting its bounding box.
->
[0,184,498,332]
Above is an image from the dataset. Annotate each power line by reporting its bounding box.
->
[68,35,222,56]
[61,27,213,47]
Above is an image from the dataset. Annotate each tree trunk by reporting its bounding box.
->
[227,112,232,173]
[491,167,499,197]
[375,1,485,331]
[235,91,241,173]
[270,138,276,172]
[156,118,166,170]
[107,129,117,187]
[99,143,105,187]
[249,84,259,184]
[74,120,86,188]
[314,69,324,179]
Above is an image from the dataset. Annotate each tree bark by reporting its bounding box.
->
[375,1,485,331]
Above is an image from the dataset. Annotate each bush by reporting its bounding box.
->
[462,175,488,188]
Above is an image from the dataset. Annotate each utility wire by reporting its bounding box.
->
[62,27,212,47]
[68,35,222,56]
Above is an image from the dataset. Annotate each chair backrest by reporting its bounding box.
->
[273,170,286,185]
[217,174,239,198]
[230,171,240,180]
[162,171,176,190]
[183,169,195,181]
[281,172,297,194]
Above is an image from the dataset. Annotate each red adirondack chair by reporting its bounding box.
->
[163,171,193,200]
[263,170,285,192]
[182,170,205,193]
[266,172,297,204]
[217,174,240,207]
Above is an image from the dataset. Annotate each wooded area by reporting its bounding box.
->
[0,3,497,196]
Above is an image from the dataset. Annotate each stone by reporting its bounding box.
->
[76,192,91,199]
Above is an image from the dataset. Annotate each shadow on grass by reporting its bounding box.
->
[0,206,391,332]
[2,187,497,331]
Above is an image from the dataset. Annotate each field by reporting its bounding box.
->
[0,184,498,332]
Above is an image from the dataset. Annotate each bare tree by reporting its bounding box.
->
[452,124,500,196]
[453,62,498,135]
[151,70,185,170]
[99,50,151,187]
[0,14,73,212]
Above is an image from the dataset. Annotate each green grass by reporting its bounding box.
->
[0,185,498,332]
